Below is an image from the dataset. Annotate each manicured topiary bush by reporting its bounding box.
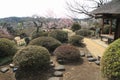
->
[48,30,68,43]
[29,37,61,52]
[71,23,81,32]
[0,38,17,57]
[69,35,83,46]
[76,29,93,37]
[101,39,120,80]
[54,44,80,62]
[31,30,48,39]
[13,45,50,71]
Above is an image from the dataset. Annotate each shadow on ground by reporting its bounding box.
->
[15,68,54,80]
[58,58,84,66]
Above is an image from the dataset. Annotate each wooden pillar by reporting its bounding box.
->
[101,18,104,34]
[114,18,120,40]
[109,19,112,35]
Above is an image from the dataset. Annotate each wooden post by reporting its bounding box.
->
[109,19,112,35]
[101,18,104,34]
[114,18,120,40]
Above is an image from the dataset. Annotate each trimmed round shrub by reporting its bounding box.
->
[71,23,81,32]
[29,37,61,52]
[76,29,93,37]
[54,44,80,62]
[48,30,68,43]
[13,45,50,71]
[0,38,17,57]
[69,35,83,46]
[31,30,48,39]
[101,39,120,80]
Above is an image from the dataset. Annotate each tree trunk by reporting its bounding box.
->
[36,27,39,33]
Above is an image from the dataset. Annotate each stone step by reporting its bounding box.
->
[95,60,100,65]
[54,65,65,71]
[57,59,64,64]
[13,67,18,72]
[53,71,63,77]
[0,67,9,73]
[48,77,60,80]
[87,58,97,62]
[86,54,93,58]
[50,63,55,67]
[80,52,85,57]
[9,63,15,68]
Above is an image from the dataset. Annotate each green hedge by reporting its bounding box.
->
[101,39,120,80]
[48,30,68,43]
[68,35,83,46]
[54,44,80,62]
[13,45,50,71]
[0,38,17,57]
[76,29,94,37]
[71,23,81,32]
[31,30,48,39]
[29,37,61,52]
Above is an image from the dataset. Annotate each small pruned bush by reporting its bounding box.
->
[0,38,17,58]
[29,37,61,52]
[71,23,81,32]
[48,30,68,43]
[76,29,93,37]
[13,45,50,71]
[31,30,48,39]
[69,35,83,46]
[101,39,120,80]
[54,44,80,62]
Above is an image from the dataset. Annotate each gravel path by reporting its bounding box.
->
[84,38,107,58]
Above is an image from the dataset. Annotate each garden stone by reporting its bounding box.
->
[86,54,93,58]
[48,77,60,80]
[54,71,63,77]
[97,56,101,61]
[0,67,9,73]
[50,60,53,64]
[57,59,64,64]
[9,63,15,68]
[50,63,55,67]
[54,65,65,71]
[80,52,85,57]
[13,67,18,72]
[88,58,97,62]
[95,60,100,65]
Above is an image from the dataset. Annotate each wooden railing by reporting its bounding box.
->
[100,35,114,44]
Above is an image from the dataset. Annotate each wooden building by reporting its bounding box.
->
[92,0,120,40]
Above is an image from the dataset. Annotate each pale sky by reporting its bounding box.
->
[0,0,91,18]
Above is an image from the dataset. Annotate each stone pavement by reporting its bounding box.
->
[84,38,108,58]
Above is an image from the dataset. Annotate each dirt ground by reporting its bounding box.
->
[0,65,15,80]
[0,47,106,80]
[62,57,102,80]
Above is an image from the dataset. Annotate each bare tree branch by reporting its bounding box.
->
[32,15,46,33]
[66,0,111,18]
